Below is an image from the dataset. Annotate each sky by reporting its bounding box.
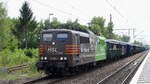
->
[1,0,150,45]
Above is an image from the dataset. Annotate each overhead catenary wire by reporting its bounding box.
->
[105,0,128,23]
[62,0,89,16]
[32,0,89,22]
[105,0,124,18]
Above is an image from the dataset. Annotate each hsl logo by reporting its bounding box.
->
[46,45,57,53]
[48,48,57,53]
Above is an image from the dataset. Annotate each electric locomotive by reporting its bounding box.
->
[36,29,98,74]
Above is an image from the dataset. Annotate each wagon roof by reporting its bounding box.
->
[106,39,129,45]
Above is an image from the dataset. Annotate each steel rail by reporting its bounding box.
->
[120,52,148,84]
[23,75,67,84]
[7,62,35,72]
[97,51,148,84]
[23,75,49,84]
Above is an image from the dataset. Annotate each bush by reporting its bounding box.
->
[24,48,39,58]
[24,49,33,58]
[0,48,39,67]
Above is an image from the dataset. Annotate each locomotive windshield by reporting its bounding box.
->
[56,33,68,41]
[43,33,53,41]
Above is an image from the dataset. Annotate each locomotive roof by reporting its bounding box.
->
[41,29,94,37]
[41,29,75,33]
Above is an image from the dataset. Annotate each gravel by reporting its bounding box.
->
[55,51,147,84]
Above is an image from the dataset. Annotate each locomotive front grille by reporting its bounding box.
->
[49,57,58,60]
[37,60,68,68]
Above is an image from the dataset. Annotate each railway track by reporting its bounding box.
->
[97,51,148,84]
[6,62,34,72]
[22,51,148,84]
[23,75,49,84]
[8,64,28,72]
[23,75,67,84]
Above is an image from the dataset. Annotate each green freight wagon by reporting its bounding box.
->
[106,39,123,59]
[95,36,107,62]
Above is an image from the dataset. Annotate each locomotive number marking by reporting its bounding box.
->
[48,48,57,53]
[81,48,90,53]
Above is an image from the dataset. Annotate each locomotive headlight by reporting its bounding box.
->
[60,57,63,60]
[41,57,43,60]
[64,57,67,60]
[44,57,47,60]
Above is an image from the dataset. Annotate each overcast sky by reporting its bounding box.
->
[1,0,150,45]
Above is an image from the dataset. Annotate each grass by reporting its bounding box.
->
[0,63,44,80]
[0,69,43,80]
[0,48,44,80]
[0,49,38,67]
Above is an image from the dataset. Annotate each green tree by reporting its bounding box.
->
[0,3,18,50]
[112,34,121,40]
[58,19,88,31]
[0,3,7,49]
[12,1,37,48]
[133,40,143,46]
[50,17,61,29]
[89,17,106,36]
[39,17,61,30]
[43,19,50,29]
[107,21,114,39]
[90,24,101,35]
[120,35,130,42]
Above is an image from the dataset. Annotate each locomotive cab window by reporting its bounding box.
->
[43,33,53,41]
[56,33,68,41]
